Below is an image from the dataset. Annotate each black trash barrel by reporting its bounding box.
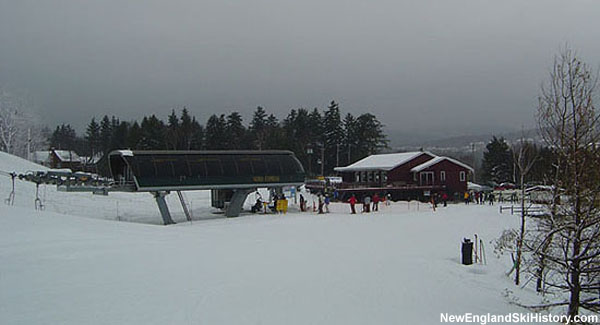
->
[461,238,473,265]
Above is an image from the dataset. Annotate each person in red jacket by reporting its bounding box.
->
[348,194,357,214]
[442,192,448,207]
[372,193,380,212]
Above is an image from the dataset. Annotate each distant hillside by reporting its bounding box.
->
[386,128,541,149]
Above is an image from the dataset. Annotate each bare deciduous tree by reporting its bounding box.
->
[535,46,600,317]
[0,89,47,158]
[512,136,538,286]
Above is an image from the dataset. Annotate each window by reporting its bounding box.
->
[220,155,238,176]
[264,156,282,175]
[460,171,466,182]
[237,158,253,176]
[189,158,207,177]
[440,171,446,182]
[204,157,223,176]
[420,171,434,185]
[251,158,266,175]
[281,155,300,174]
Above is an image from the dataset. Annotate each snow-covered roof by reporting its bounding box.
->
[468,182,483,191]
[334,151,433,172]
[117,150,134,157]
[411,156,474,173]
[467,182,492,191]
[79,153,103,164]
[525,185,554,192]
[53,150,81,162]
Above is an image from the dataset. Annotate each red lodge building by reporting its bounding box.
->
[333,151,473,201]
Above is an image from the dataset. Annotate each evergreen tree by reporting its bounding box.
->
[179,108,194,149]
[50,124,78,151]
[110,121,129,152]
[189,117,204,150]
[99,115,112,155]
[323,100,344,172]
[529,146,555,183]
[342,113,359,165]
[264,114,285,149]
[205,114,226,149]
[225,112,246,149]
[283,108,312,171]
[249,106,268,150]
[85,118,101,156]
[481,136,514,184]
[139,115,165,150]
[353,113,388,158]
[166,109,180,150]
[127,121,142,149]
[306,108,324,175]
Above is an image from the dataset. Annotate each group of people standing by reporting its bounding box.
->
[347,193,391,214]
[463,191,497,205]
[299,193,331,214]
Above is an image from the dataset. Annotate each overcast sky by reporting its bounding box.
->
[1,0,599,138]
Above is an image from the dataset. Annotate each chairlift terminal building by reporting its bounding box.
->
[104,150,304,224]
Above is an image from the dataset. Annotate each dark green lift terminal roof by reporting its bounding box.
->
[107,150,306,224]
[108,150,305,191]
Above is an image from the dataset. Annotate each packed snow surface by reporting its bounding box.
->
[0,152,553,324]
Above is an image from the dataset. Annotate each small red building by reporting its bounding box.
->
[32,149,84,171]
[334,151,473,201]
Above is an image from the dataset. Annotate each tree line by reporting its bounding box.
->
[480,136,555,186]
[49,101,388,175]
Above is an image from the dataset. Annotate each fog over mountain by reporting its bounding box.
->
[1,0,599,135]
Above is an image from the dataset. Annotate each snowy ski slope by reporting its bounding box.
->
[0,152,555,324]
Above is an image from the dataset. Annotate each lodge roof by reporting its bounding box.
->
[334,151,474,173]
[410,156,474,173]
[333,151,434,172]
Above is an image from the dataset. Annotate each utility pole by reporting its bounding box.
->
[471,142,476,182]
[307,146,313,177]
[27,128,31,161]
[321,145,325,176]
[336,143,339,168]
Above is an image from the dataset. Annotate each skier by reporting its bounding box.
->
[251,198,263,213]
[363,195,371,213]
[488,192,495,205]
[372,193,380,212]
[385,193,392,206]
[324,195,330,213]
[442,192,448,207]
[271,194,279,213]
[348,194,357,214]
[464,191,470,204]
[299,194,305,212]
[318,194,324,214]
